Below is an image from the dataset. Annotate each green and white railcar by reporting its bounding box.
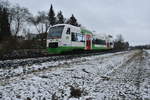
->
[47,24,113,54]
[92,34,114,50]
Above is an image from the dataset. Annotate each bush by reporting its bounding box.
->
[69,86,83,98]
[114,41,129,50]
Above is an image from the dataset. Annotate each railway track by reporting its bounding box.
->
[0,49,121,68]
[0,49,118,60]
[0,49,125,83]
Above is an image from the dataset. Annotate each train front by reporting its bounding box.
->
[47,25,64,54]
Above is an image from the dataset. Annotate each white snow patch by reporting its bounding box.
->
[0,50,149,100]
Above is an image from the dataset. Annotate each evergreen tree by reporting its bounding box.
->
[0,6,11,41]
[66,14,79,26]
[48,4,56,26]
[56,11,65,24]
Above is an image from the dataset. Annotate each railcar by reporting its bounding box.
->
[47,24,114,54]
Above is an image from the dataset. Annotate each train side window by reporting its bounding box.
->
[71,33,85,42]
[77,33,83,42]
[66,28,70,34]
[93,38,106,45]
[92,38,96,44]
[71,32,76,41]
[82,35,85,42]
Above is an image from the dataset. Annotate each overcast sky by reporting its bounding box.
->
[9,0,150,46]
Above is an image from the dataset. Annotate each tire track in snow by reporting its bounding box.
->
[101,50,150,100]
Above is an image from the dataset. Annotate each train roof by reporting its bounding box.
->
[93,33,114,41]
[80,28,93,35]
[52,24,78,28]
[51,24,113,38]
[52,24,93,35]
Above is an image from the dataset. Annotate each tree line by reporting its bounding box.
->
[0,0,80,40]
[0,1,11,41]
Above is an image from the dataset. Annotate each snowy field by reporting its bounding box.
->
[0,50,150,100]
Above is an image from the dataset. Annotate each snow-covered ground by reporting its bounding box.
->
[0,50,150,100]
[146,49,150,54]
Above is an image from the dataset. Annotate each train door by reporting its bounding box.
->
[106,41,110,48]
[106,42,109,48]
[85,35,92,50]
[62,27,71,46]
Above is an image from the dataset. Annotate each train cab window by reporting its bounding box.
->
[66,28,70,34]
[48,25,64,39]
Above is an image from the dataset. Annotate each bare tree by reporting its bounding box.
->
[115,34,124,42]
[0,0,10,8]
[28,11,49,34]
[37,11,49,34]
[28,11,49,48]
[10,4,31,36]
[114,34,129,50]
